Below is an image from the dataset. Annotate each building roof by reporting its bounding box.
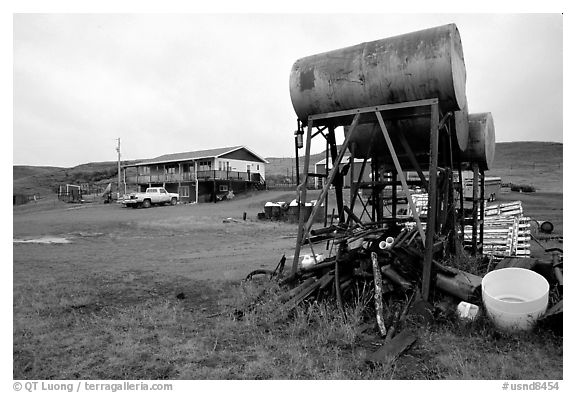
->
[124,145,268,167]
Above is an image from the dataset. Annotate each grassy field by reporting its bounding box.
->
[12,141,563,380]
[13,186,563,380]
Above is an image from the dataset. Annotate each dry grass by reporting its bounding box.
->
[13,272,562,380]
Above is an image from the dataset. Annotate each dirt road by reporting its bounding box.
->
[13,191,304,284]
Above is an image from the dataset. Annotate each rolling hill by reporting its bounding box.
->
[13,142,563,198]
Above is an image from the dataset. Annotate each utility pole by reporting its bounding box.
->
[116,138,121,200]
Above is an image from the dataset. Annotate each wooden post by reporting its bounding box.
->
[371,252,387,337]
[422,102,440,302]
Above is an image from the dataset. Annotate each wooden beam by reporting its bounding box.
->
[375,111,426,245]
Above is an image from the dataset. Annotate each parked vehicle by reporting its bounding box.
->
[122,187,179,208]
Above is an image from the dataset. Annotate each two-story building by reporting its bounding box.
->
[123,146,267,203]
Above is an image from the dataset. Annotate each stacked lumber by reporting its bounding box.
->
[407,193,429,216]
[463,201,531,259]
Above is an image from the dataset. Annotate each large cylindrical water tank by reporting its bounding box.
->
[461,112,495,170]
[289,24,467,123]
[343,98,469,169]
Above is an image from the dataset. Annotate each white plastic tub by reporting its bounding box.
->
[481,267,549,331]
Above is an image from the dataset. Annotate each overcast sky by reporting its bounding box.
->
[13,13,563,167]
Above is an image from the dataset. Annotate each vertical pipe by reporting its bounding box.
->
[371,156,378,223]
[328,126,345,224]
[195,161,199,203]
[350,143,355,205]
[117,138,121,200]
[392,169,397,219]
[423,102,440,302]
[295,120,301,189]
[324,136,329,227]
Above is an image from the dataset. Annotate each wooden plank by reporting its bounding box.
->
[365,329,417,364]
[371,252,387,337]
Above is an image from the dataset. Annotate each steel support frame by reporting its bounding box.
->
[290,100,447,303]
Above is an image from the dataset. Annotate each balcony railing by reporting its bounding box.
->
[126,171,262,184]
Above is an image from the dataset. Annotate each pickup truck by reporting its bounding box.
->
[122,187,179,208]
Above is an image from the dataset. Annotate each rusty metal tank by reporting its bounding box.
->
[461,112,495,170]
[289,23,467,123]
[342,98,469,169]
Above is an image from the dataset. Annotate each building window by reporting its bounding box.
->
[166,165,177,174]
[219,185,229,192]
[257,164,259,171]
[180,186,190,197]
[139,166,150,175]
[198,160,212,171]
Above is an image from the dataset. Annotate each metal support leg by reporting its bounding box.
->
[300,114,361,241]
[479,169,485,254]
[422,103,440,302]
[328,126,345,224]
[471,162,479,256]
[392,169,397,219]
[375,112,426,244]
[292,120,314,275]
